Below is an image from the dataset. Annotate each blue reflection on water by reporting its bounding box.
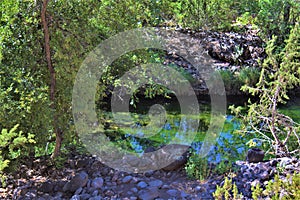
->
[125,114,246,163]
[164,123,172,130]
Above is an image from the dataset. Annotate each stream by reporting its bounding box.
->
[98,96,300,164]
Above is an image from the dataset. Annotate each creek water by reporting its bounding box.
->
[100,96,300,163]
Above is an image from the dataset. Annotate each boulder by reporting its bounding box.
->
[246,148,264,163]
[63,171,89,193]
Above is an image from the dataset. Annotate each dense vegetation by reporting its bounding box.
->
[0,0,300,198]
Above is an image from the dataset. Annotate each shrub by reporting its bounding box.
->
[213,177,243,200]
[231,19,300,158]
[213,173,300,199]
[238,67,260,87]
[0,125,35,186]
[185,151,213,181]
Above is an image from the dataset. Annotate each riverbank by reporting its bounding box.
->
[1,149,299,200]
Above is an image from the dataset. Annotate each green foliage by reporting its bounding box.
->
[256,0,299,39]
[185,152,212,181]
[218,67,260,94]
[232,19,300,158]
[185,154,239,181]
[214,173,300,199]
[172,0,237,30]
[213,177,243,200]
[219,70,240,92]
[238,67,261,86]
[0,125,35,186]
[0,0,53,155]
[251,183,263,200]
[262,173,300,199]
[51,154,67,169]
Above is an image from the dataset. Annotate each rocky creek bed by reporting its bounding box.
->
[1,150,299,200]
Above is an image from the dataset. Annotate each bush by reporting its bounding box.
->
[213,173,300,199]
[237,67,260,87]
[213,178,242,200]
[0,125,35,186]
[231,19,300,158]
[185,152,213,180]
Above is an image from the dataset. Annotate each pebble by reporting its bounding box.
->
[70,194,80,200]
[74,187,82,195]
[138,187,159,200]
[166,189,179,197]
[195,185,202,192]
[136,181,148,189]
[148,180,163,188]
[130,187,138,193]
[122,176,133,184]
[91,177,104,189]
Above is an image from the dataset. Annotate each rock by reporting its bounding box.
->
[260,171,270,180]
[269,159,278,167]
[166,189,179,197]
[195,185,202,192]
[165,172,172,178]
[89,196,103,200]
[136,181,148,189]
[278,157,292,167]
[144,170,154,177]
[76,159,90,168]
[63,171,89,192]
[74,187,83,195]
[122,175,133,183]
[161,184,170,189]
[138,187,159,200]
[54,192,63,198]
[241,171,249,179]
[181,191,189,198]
[54,181,66,192]
[92,190,99,196]
[131,187,138,193]
[39,181,54,193]
[104,189,114,196]
[161,144,190,171]
[70,194,80,200]
[246,148,265,163]
[91,177,104,189]
[144,146,156,153]
[251,179,260,187]
[80,193,91,200]
[148,180,163,188]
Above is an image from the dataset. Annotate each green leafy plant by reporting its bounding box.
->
[213,177,243,200]
[213,172,300,199]
[231,19,300,158]
[0,125,35,186]
[185,152,213,181]
[262,173,300,199]
[218,70,241,93]
[238,67,261,87]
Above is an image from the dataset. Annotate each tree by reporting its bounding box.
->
[232,18,300,157]
[0,0,51,157]
[41,0,62,158]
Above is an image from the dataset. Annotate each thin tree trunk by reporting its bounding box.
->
[41,0,62,158]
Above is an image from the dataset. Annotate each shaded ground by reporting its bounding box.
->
[1,149,299,200]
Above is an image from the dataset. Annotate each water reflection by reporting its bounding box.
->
[121,113,247,163]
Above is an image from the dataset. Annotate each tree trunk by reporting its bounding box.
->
[41,0,62,158]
